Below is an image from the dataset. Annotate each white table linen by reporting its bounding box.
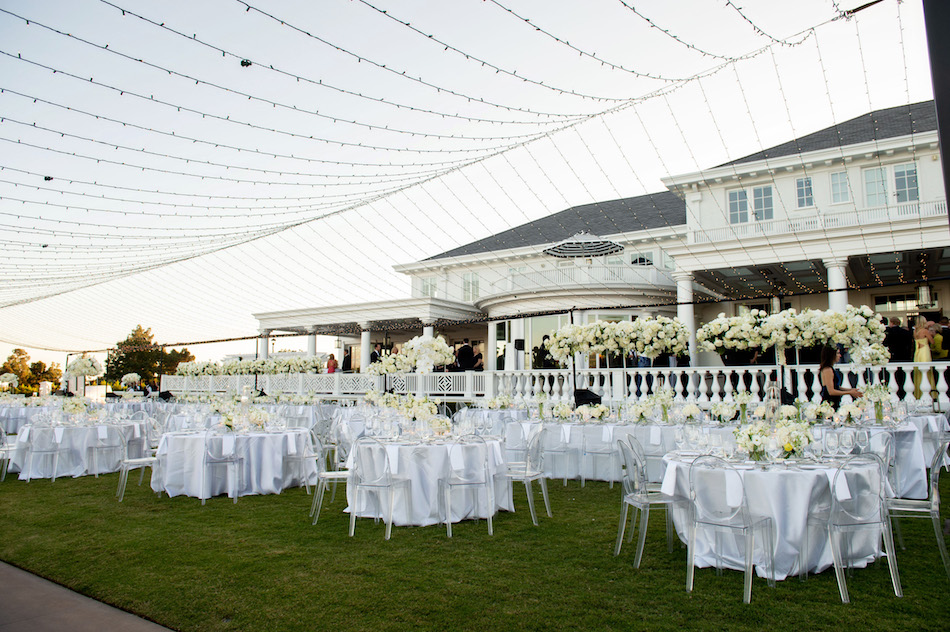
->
[152,429,316,499]
[661,455,882,581]
[12,421,147,479]
[345,439,512,527]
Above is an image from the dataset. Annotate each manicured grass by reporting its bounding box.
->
[0,472,948,631]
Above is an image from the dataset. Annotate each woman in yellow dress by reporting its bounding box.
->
[913,318,934,398]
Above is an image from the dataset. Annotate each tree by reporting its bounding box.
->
[1,348,31,389]
[104,325,194,384]
[28,361,62,388]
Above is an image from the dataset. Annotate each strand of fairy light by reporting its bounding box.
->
[354,0,685,88]
[0,88,487,171]
[0,8,575,143]
[94,0,586,126]
[0,52,539,156]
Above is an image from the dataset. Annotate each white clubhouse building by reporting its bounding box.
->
[253,101,949,373]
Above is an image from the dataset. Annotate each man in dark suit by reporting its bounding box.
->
[456,338,475,370]
[883,317,914,400]
[370,343,382,364]
[341,348,352,372]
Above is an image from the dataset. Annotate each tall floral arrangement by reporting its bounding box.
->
[0,373,18,388]
[401,335,456,374]
[364,352,413,375]
[697,309,767,353]
[177,357,324,376]
[120,373,141,388]
[65,356,103,378]
[545,316,689,364]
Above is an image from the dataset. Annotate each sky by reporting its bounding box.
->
[0,0,935,370]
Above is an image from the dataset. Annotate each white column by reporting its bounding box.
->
[825,257,849,312]
[360,329,372,372]
[509,318,525,371]
[486,321,497,372]
[673,271,696,367]
[259,329,271,360]
[306,329,317,357]
[422,324,435,339]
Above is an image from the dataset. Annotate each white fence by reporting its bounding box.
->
[161,362,949,411]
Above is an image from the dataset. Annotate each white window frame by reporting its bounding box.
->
[893,162,919,203]
[462,272,480,302]
[630,251,654,266]
[830,171,850,204]
[420,276,437,298]
[752,185,773,221]
[863,166,888,207]
[728,185,772,223]
[728,189,748,224]
[795,177,813,208]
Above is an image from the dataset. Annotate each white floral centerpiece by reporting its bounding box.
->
[734,419,813,460]
[647,388,675,422]
[545,324,591,365]
[624,402,651,424]
[61,397,90,416]
[734,391,754,422]
[734,421,770,461]
[120,373,141,388]
[0,373,18,389]
[363,390,384,406]
[680,403,702,423]
[709,402,737,423]
[778,404,799,422]
[552,403,573,420]
[773,419,814,458]
[576,403,610,422]
[65,356,103,378]
[858,384,892,422]
[485,395,513,410]
[800,401,834,425]
[833,403,864,426]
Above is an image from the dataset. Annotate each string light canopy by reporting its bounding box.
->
[542,231,625,258]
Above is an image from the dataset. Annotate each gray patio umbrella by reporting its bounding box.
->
[541,231,624,258]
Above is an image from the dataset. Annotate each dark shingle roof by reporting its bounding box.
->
[719,100,936,167]
[425,191,685,261]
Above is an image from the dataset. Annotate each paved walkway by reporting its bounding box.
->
[0,561,172,631]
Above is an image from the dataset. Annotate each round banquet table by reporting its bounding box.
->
[661,454,883,581]
[152,428,316,499]
[345,438,513,527]
[0,405,57,434]
[11,421,147,479]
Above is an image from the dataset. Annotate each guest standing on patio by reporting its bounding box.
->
[819,346,861,410]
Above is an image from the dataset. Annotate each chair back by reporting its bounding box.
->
[504,421,536,464]
[30,426,61,451]
[617,438,648,498]
[688,455,750,527]
[203,429,243,463]
[447,434,489,484]
[352,436,394,487]
[926,434,950,511]
[524,430,544,473]
[830,454,887,526]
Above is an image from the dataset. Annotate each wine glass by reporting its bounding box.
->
[855,428,870,454]
[707,433,723,457]
[766,437,785,464]
[673,427,686,452]
[824,431,839,458]
[839,429,855,456]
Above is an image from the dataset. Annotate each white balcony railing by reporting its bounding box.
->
[161,363,949,411]
[690,199,947,244]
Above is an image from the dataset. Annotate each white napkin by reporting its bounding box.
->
[132,424,141,438]
[561,425,571,443]
[97,426,108,440]
[53,427,64,443]
[601,426,613,443]
[18,427,29,442]
[386,445,400,473]
[491,441,504,466]
[286,433,297,456]
[725,473,742,507]
[660,464,678,496]
[650,426,662,446]
[221,434,235,455]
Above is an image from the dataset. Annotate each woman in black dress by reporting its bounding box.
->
[819,346,862,409]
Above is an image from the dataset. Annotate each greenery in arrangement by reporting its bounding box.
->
[0,473,948,631]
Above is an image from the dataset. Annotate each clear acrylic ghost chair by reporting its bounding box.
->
[503,429,551,525]
[24,426,66,482]
[886,433,950,581]
[503,420,535,469]
[0,427,16,482]
[87,424,124,478]
[284,427,322,494]
[541,424,579,486]
[439,434,495,537]
[349,436,411,539]
[824,454,901,603]
[614,437,676,566]
[311,434,350,525]
[200,429,247,505]
[581,428,618,488]
[116,429,159,501]
[687,455,775,604]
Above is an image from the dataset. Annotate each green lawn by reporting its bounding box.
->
[0,472,948,632]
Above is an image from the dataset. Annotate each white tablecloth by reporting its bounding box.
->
[346,439,512,527]
[661,455,882,581]
[152,429,316,499]
[11,421,147,479]
[0,405,57,434]
[454,408,528,436]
